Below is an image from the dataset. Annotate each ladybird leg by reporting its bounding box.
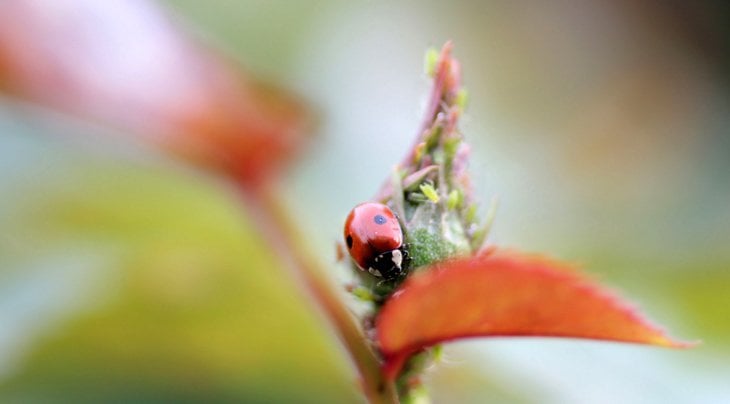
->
[367,267,383,278]
[401,243,410,259]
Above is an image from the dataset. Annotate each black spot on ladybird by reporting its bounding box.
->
[346,235,353,249]
[373,214,387,225]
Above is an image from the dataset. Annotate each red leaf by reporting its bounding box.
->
[0,0,310,188]
[376,249,693,380]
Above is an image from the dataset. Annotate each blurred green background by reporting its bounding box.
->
[1,0,729,402]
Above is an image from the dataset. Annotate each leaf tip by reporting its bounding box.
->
[650,335,699,349]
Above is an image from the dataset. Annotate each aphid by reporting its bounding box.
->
[344,202,409,280]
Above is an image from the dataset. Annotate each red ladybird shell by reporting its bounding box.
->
[344,203,403,270]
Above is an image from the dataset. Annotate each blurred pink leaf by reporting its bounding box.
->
[0,0,310,188]
[376,249,693,380]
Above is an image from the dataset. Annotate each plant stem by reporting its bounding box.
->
[239,184,398,403]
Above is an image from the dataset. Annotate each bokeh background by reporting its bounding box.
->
[1,0,729,402]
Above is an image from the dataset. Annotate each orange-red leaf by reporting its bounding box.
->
[0,0,309,188]
[376,249,692,380]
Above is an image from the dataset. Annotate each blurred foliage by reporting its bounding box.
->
[428,362,531,404]
[0,136,358,402]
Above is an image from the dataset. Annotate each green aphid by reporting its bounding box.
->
[419,183,440,203]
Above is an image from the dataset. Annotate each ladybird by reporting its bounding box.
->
[343,202,409,280]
